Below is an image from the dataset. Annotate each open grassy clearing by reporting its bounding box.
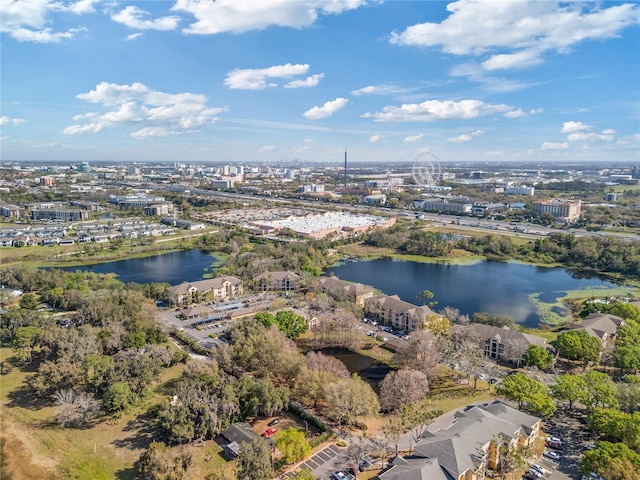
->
[0,347,207,480]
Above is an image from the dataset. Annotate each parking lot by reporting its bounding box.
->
[526,408,597,480]
[279,443,346,480]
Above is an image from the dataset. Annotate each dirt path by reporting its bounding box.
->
[1,419,57,480]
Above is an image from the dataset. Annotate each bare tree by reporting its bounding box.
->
[382,415,405,458]
[306,351,349,378]
[379,369,430,412]
[53,389,99,427]
[393,330,441,381]
[439,306,460,322]
[399,401,439,452]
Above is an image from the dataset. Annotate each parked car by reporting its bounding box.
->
[546,439,563,450]
[543,450,561,461]
[527,469,543,479]
[530,463,547,475]
[261,427,277,437]
[267,418,280,427]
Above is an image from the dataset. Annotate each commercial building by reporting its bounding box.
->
[532,199,582,222]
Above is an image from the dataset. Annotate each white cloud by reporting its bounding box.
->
[171,0,365,35]
[224,64,317,90]
[404,134,423,143]
[530,108,543,115]
[111,6,180,31]
[568,132,614,142]
[504,109,526,118]
[390,1,639,71]
[557,121,616,143]
[126,32,143,41]
[303,97,348,120]
[57,0,100,14]
[259,145,277,153]
[369,135,384,143]
[541,141,569,150]
[448,129,484,143]
[0,0,92,43]
[284,73,324,89]
[561,121,591,133]
[362,99,512,122]
[0,116,27,126]
[63,82,226,138]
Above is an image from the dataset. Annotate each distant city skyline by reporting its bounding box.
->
[1,0,639,164]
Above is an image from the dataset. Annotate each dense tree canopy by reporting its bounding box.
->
[555,330,603,367]
[496,373,556,418]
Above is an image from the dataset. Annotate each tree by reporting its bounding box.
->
[493,435,531,480]
[588,409,640,450]
[393,330,441,381]
[274,310,308,339]
[424,315,450,336]
[379,369,430,412]
[138,442,195,480]
[583,371,618,410]
[525,344,554,371]
[496,373,556,418]
[19,292,39,310]
[581,441,640,479]
[399,401,440,450]
[555,330,602,368]
[345,436,373,479]
[325,374,380,426]
[382,415,406,457]
[12,325,42,363]
[550,374,587,410]
[103,382,134,415]
[275,428,311,464]
[613,345,640,374]
[237,437,275,480]
[53,389,99,427]
[416,289,436,307]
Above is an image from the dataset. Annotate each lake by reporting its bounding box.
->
[57,249,223,285]
[56,250,622,328]
[326,258,621,328]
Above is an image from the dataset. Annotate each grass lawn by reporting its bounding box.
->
[0,347,228,480]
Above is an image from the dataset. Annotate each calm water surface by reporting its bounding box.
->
[57,249,221,285]
[327,258,620,328]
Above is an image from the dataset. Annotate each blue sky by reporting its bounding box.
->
[1,0,639,164]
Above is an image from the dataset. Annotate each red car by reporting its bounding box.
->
[261,427,277,437]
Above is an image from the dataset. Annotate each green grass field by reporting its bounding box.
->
[0,347,230,479]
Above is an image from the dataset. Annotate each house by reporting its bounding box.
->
[364,295,433,332]
[167,276,244,306]
[566,313,625,347]
[317,276,374,307]
[379,401,542,480]
[220,422,262,458]
[253,271,301,292]
[450,323,548,364]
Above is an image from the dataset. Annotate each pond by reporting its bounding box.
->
[56,249,224,285]
[326,258,623,328]
[318,348,392,393]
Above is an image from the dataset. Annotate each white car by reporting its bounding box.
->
[543,450,561,461]
[531,463,547,475]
